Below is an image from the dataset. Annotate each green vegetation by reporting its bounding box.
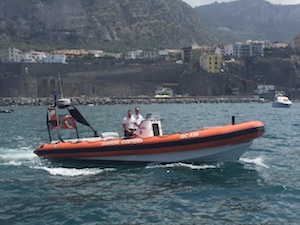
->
[0,0,219,52]
[169,52,182,62]
[194,0,300,43]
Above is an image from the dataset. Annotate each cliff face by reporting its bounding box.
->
[177,55,300,97]
[222,56,300,92]
[195,0,300,42]
[0,0,219,49]
[0,0,88,41]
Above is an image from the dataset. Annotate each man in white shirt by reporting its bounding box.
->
[133,106,144,130]
[122,110,138,137]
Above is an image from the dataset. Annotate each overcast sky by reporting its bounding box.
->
[182,0,300,7]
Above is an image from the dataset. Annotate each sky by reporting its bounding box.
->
[182,0,300,7]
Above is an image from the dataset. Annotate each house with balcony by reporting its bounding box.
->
[200,54,223,73]
[143,50,158,60]
[124,50,143,60]
[42,54,67,64]
[294,34,300,52]
[0,47,22,62]
[233,40,268,59]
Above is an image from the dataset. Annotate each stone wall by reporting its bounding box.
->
[0,62,185,97]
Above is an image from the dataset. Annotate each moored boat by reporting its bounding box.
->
[272,91,292,108]
[34,100,265,164]
[0,108,13,113]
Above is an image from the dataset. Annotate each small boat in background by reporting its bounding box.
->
[0,108,13,113]
[272,91,292,108]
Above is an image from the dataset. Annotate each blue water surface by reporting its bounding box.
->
[0,102,300,224]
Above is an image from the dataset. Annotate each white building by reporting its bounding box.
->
[271,42,289,48]
[20,51,47,63]
[158,50,169,60]
[257,85,275,94]
[143,50,158,60]
[233,40,267,58]
[0,47,21,62]
[224,44,234,57]
[20,52,39,63]
[42,54,67,64]
[88,50,104,58]
[124,50,143,59]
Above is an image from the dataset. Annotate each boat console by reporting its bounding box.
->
[135,113,163,138]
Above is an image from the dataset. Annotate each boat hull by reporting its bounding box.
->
[35,120,264,164]
[69,141,252,163]
[272,101,292,108]
[0,110,13,113]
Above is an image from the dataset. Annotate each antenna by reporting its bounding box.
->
[58,72,64,98]
[57,72,71,108]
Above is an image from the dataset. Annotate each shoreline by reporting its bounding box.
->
[0,95,271,106]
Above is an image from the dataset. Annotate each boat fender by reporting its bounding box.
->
[49,109,61,130]
[52,119,62,130]
[64,115,76,129]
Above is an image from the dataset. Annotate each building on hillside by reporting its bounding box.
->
[42,54,67,64]
[87,50,104,58]
[247,40,271,48]
[143,50,158,60]
[223,44,234,60]
[251,42,264,57]
[158,50,169,60]
[0,47,21,62]
[181,44,216,67]
[20,52,40,63]
[181,46,193,63]
[22,51,47,63]
[233,42,250,58]
[233,40,268,59]
[294,34,300,52]
[271,42,289,48]
[124,50,143,60]
[195,45,216,54]
[215,46,225,55]
[257,85,275,94]
[20,51,66,64]
[166,49,181,54]
[52,49,87,57]
[199,54,223,73]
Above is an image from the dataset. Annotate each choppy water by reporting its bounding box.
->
[1,103,300,224]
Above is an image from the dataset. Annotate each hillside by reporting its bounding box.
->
[0,0,220,51]
[194,0,300,43]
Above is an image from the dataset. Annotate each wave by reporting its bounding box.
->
[240,156,269,168]
[146,162,217,170]
[31,166,115,177]
[0,146,36,161]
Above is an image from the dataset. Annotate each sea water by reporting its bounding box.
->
[0,103,300,224]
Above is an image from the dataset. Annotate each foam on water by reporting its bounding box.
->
[240,156,269,168]
[0,160,23,166]
[146,162,217,170]
[0,146,37,161]
[31,166,115,177]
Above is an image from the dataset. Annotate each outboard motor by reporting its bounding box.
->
[135,113,163,138]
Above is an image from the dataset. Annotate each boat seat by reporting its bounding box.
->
[101,132,120,140]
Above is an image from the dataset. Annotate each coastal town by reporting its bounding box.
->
[1,34,299,71]
[0,33,300,104]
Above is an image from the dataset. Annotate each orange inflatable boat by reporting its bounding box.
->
[34,101,264,164]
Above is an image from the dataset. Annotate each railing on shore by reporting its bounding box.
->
[0,95,270,106]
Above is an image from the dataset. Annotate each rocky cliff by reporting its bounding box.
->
[0,0,219,50]
[195,0,300,42]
